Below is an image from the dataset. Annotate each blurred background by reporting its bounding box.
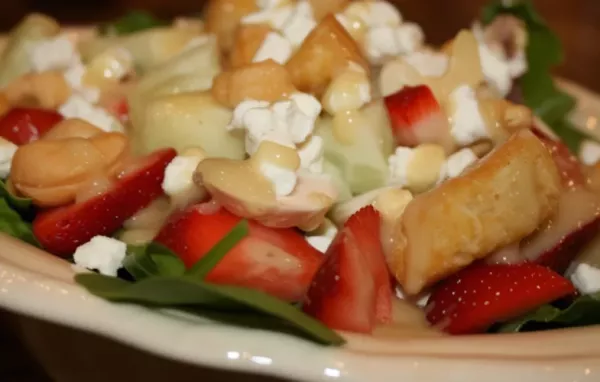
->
[1,0,600,90]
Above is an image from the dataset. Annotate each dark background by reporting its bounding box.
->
[1,0,600,91]
[0,0,599,380]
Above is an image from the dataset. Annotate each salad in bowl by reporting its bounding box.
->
[0,0,599,359]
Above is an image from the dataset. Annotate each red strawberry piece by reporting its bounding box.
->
[426,262,576,334]
[383,85,451,149]
[155,206,324,302]
[531,128,586,187]
[303,206,393,333]
[33,148,176,256]
[0,107,63,145]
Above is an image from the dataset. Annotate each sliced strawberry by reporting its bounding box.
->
[383,85,451,149]
[0,107,64,145]
[33,148,176,256]
[426,262,576,334]
[302,206,393,333]
[155,206,324,302]
[531,128,586,187]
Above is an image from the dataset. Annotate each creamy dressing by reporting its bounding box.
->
[373,299,441,339]
[521,187,600,262]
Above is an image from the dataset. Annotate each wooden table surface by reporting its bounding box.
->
[0,0,599,381]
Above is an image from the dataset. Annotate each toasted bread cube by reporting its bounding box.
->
[285,15,369,97]
[204,0,259,54]
[212,59,297,107]
[389,129,561,294]
[228,24,273,68]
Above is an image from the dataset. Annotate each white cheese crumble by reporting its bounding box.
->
[306,219,338,253]
[162,155,204,198]
[440,148,478,180]
[477,42,512,97]
[29,35,80,72]
[73,236,127,277]
[29,35,101,104]
[365,23,424,64]
[282,2,317,48]
[580,139,600,166]
[396,286,430,308]
[0,137,17,179]
[59,95,123,133]
[368,0,403,27]
[448,85,490,146]
[228,93,325,197]
[387,147,414,187]
[569,263,600,295]
[298,135,325,174]
[404,50,449,77]
[253,32,293,64]
[242,5,295,30]
[259,162,298,197]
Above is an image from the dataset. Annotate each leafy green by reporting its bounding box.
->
[0,198,39,246]
[0,179,32,212]
[482,1,586,152]
[100,11,166,36]
[496,292,600,333]
[123,243,186,281]
[76,273,345,346]
[188,220,249,278]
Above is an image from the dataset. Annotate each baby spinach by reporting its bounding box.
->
[76,274,345,346]
[100,11,167,37]
[76,219,344,346]
[496,292,600,333]
[0,179,32,212]
[0,198,38,246]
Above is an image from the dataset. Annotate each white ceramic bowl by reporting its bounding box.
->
[1,29,600,382]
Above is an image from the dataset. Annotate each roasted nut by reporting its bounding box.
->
[10,131,129,207]
[212,59,297,107]
[286,15,369,97]
[4,71,71,109]
[43,118,105,140]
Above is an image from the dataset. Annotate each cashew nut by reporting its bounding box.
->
[4,71,71,110]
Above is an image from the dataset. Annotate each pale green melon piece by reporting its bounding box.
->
[136,91,244,159]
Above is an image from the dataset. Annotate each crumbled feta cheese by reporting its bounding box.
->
[59,95,123,133]
[298,135,324,173]
[64,63,101,103]
[242,5,295,30]
[508,50,527,78]
[478,43,512,97]
[388,147,414,186]
[0,137,17,179]
[259,162,298,197]
[580,139,600,166]
[162,155,204,198]
[29,35,79,72]
[569,263,600,295]
[440,148,478,180]
[306,219,338,253]
[282,8,317,47]
[229,100,271,130]
[253,32,293,65]
[73,236,127,277]
[368,0,403,27]
[448,85,490,146]
[404,50,449,77]
[241,107,296,154]
[366,23,424,64]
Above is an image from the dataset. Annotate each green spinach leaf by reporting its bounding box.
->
[0,179,32,212]
[496,292,600,333]
[123,242,186,280]
[0,198,39,246]
[100,11,167,36]
[187,220,249,278]
[76,273,345,346]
